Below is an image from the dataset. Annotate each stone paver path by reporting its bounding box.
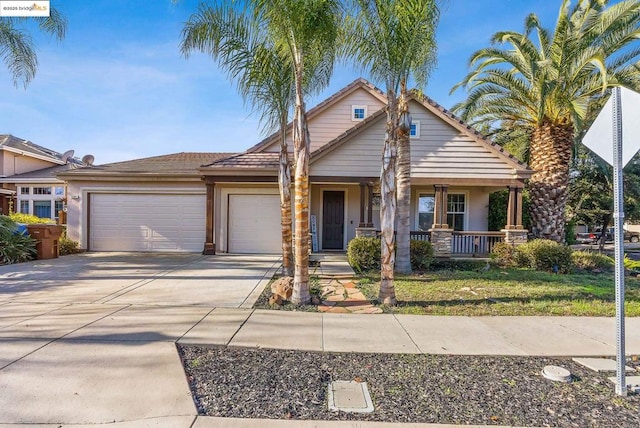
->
[317,278,382,314]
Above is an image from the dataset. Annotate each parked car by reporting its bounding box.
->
[577,227,640,244]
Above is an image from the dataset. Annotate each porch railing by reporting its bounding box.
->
[452,231,504,255]
[409,231,431,242]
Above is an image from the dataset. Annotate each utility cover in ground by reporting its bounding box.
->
[328,381,374,413]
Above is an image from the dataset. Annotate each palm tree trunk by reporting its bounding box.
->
[278,116,293,277]
[528,120,573,243]
[379,91,398,305]
[395,80,412,274]
[291,65,310,305]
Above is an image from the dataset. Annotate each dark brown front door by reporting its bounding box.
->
[322,191,344,250]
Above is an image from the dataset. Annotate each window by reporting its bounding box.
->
[417,193,466,231]
[20,200,29,214]
[33,201,51,219]
[447,194,466,231]
[54,186,65,196]
[352,105,367,121]
[410,120,420,138]
[54,200,64,219]
[418,194,435,231]
[20,187,30,195]
[33,187,52,195]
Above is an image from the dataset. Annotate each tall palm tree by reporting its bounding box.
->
[256,0,341,304]
[181,2,295,276]
[1,7,66,87]
[343,0,440,304]
[452,0,640,242]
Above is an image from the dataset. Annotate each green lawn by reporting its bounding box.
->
[357,268,640,316]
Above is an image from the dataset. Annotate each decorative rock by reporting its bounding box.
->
[311,295,321,305]
[326,294,346,302]
[271,276,293,300]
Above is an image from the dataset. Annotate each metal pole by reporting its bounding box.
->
[612,86,627,396]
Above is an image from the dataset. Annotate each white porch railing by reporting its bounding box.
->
[451,231,504,255]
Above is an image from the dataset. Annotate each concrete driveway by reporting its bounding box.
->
[0,252,280,425]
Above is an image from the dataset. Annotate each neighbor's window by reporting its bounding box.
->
[20,187,30,195]
[410,121,421,138]
[54,200,64,218]
[447,194,466,231]
[352,105,367,121]
[418,193,466,231]
[33,187,52,195]
[20,200,29,214]
[33,200,52,218]
[54,186,64,196]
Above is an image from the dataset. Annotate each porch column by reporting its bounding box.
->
[502,184,527,246]
[432,185,442,228]
[515,187,524,229]
[440,185,449,228]
[366,183,374,228]
[359,182,366,227]
[203,181,216,255]
[506,186,516,229]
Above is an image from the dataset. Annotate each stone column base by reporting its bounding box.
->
[502,229,528,246]
[202,242,215,255]
[355,227,378,238]
[429,228,453,258]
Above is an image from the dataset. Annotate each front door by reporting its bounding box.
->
[322,191,344,250]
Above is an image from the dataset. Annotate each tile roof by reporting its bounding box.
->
[59,152,235,177]
[202,152,281,169]
[0,134,66,163]
[3,163,82,181]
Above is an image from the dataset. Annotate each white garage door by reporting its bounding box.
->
[90,193,205,252]
[228,194,281,253]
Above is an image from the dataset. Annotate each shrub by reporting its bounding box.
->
[410,240,433,271]
[490,242,518,267]
[59,235,80,256]
[0,216,37,264]
[515,239,574,273]
[347,237,380,273]
[624,256,640,271]
[9,212,55,224]
[572,251,614,271]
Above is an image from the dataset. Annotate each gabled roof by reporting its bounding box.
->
[4,163,82,182]
[245,78,387,154]
[58,152,235,179]
[201,152,281,170]
[0,134,67,165]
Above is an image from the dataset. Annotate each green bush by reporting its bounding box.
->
[490,242,518,267]
[0,215,37,264]
[59,235,80,256]
[624,256,640,271]
[515,239,574,273]
[572,251,614,271]
[347,237,380,273]
[9,212,55,224]
[410,240,433,271]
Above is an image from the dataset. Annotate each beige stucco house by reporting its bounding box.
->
[0,135,82,220]
[59,79,532,255]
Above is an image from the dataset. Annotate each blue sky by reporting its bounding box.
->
[1,0,561,164]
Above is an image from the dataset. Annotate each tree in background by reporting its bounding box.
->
[181,2,295,276]
[343,0,440,304]
[452,0,640,243]
[0,7,66,87]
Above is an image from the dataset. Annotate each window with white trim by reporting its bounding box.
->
[410,120,420,138]
[351,105,367,121]
[54,200,64,219]
[33,187,52,195]
[417,193,466,231]
[19,200,29,214]
[33,200,51,219]
[20,187,30,195]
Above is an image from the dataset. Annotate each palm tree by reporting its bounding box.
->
[0,7,66,87]
[256,0,341,304]
[181,2,295,276]
[343,0,440,304]
[452,0,640,242]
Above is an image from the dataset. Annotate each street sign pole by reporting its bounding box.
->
[612,86,627,396]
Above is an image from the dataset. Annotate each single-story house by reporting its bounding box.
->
[59,78,532,256]
[0,134,86,220]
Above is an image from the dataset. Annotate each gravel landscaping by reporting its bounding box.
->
[179,345,640,427]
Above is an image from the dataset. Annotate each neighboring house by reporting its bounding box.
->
[0,134,84,219]
[60,78,532,256]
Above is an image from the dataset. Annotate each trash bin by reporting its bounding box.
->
[26,224,64,260]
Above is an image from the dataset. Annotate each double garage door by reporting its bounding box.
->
[90,193,205,252]
[89,192,282,254]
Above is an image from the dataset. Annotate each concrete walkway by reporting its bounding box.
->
[0,253,638,427]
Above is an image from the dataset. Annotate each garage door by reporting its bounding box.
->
[228,194,281,253]
[90,193,205,252]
